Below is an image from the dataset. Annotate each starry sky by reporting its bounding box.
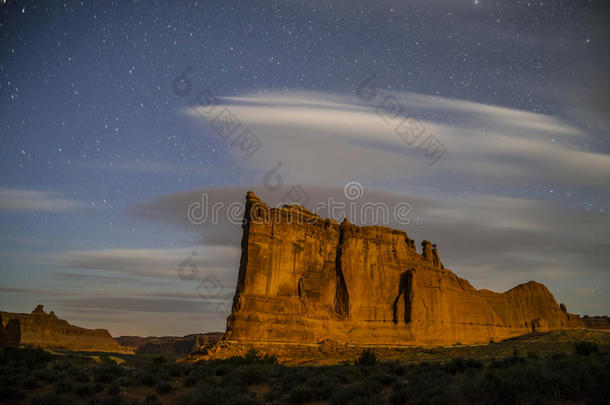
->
[1,0,609,336]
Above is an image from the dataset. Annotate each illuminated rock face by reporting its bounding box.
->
[225,192,583,346]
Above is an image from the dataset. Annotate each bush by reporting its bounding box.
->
[284,385,315,403]
[30,394,80,405]
[75,383,95,397]
[33,368,57,383]
[155,381,173,395]
[574,341,599,356]
[0,346,53,368]
[23,376,41,389]
[143,394,161,404]
[93,363,124,383]
[54,378,75,394]
[355,349,378,366]
[107,383,121,395]
[444,357,483,375]
[330,379,384,405]
[183,373,198,387]
[137,372,157,386]
[0,384,25,401]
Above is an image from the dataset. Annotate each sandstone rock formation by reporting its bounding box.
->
[0,313,20,346]
[116,332,223,355]
[224,192,585,346]
[0,305,132,353]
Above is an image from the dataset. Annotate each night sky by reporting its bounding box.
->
[1,0,609,336]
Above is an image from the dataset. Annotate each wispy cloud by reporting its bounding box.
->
[52,246,240,283]
[0,287,92,296]
[0,188,88,213]
[186,91,610,189]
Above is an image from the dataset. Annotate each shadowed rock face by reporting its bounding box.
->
[225,192,584,346]
[115,332,223,355]
[0,313,20,346]
[0,305,132,353]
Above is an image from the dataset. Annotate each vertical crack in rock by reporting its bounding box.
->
[334,222,350,320]
[392,269,414,323]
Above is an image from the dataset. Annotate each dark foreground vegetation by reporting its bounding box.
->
[1,341,609,405]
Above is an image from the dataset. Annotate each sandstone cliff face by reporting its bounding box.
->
[225,192,584,346]
[0,305,132,353]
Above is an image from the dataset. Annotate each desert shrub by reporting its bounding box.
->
[269,370,339,403]
[0,383,26,401]
[155,381,173,395]
[275,366,317,395]
[526,351,539,359]
[54,378,75,394]
[383,360,409,376]
[107,383,121,395]
[70,369,90,383]
[215,349,278,367]
[93,363,124,383]
[230,363,273,385]
[244,348,277,364]
[0,346,53,368]
[370,370,398,385]
[389,382,409,405]
[23,375,41,389]
[355,349,378,366]
[137,372,157,386]
[74,383,95,397]
[303,373,337,400]
[89,395,136,405]
[183,373,198,387]
[330,379,384,405]
[167,363,185,377]
[574,341,599,356]
[444,357,483,375]
[403,369,452,404]
[33,367,57,383]
[143,394,161,405]
[286,385,316,404]
[488,355,526,369]
[152,355,166,365]
[173,383,231,405]
[329,364,366,383]
[30,394,80,405]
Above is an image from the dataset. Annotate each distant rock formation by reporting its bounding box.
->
[0,305,132,353]
[581,315,610,330]
[224,192,586,346]
[115,332,223,355]
[0,313,20,346]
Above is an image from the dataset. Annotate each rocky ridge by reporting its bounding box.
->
[0,305,132,353]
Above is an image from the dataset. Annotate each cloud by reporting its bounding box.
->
[0,287,91,296]
[54,296,215,314]
[52,246,240,285]
[186,91,610,190]
[0,188,87,213]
